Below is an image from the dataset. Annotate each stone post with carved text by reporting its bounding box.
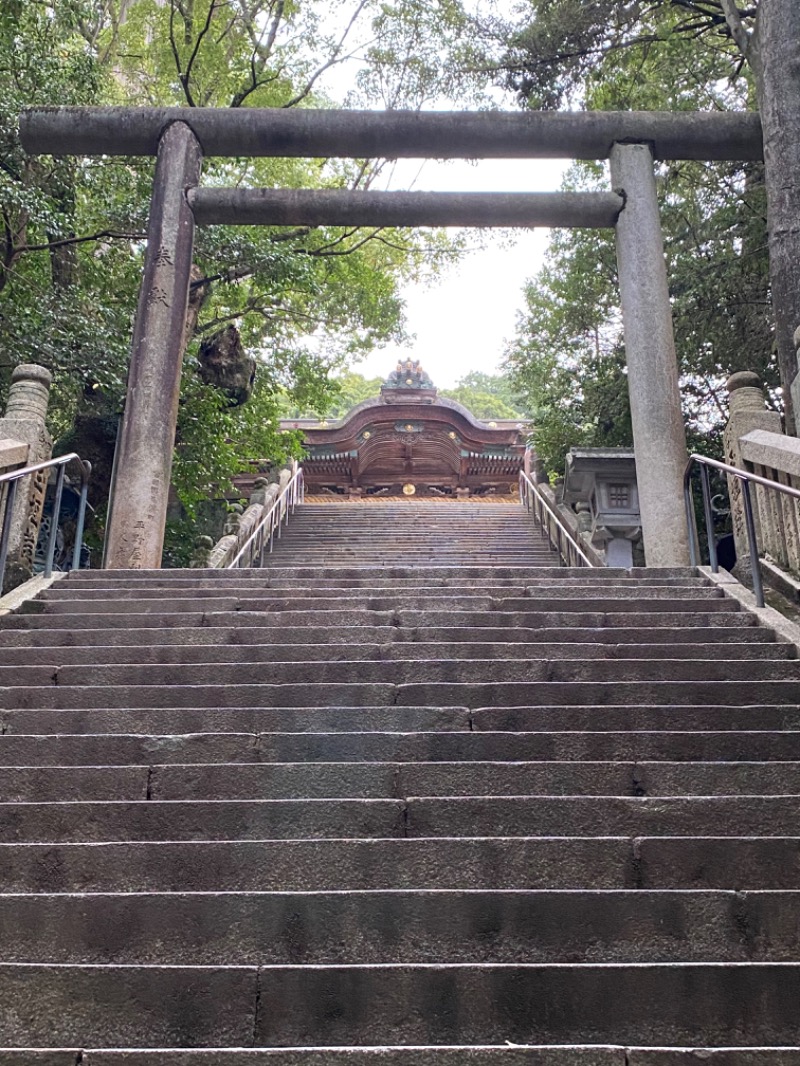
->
[0,364,53,588]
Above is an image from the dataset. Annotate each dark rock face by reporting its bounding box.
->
[56,409,118,510]
[198,325,256,407]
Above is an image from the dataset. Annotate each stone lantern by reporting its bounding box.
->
[563,447,642,568]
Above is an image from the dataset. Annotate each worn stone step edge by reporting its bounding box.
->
[3,962,800,1048]
[4,1046,800,1066]
[4,760,800,801]
[3,679,800,710]
[2,836,799,892]
[0,642,790,668]
[0,611,752,632]
[5,705,800,736]
[38,585,720,601]
[2,658,798,690]
[25,596,735,617]
[1,888,798,965]
[4,795,800,844]
[0,624,767,648]
[58,567,700,581]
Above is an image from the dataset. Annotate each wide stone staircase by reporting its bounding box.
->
[1,499,800,1062]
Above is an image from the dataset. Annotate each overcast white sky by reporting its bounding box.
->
[353,156,568,387]
[314,1,571,389]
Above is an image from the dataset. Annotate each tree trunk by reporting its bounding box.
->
[755,0,800,433]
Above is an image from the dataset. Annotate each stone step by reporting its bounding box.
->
[26,593,736,616]
[1,679,799,709]
[0,706,472,734]
[469,705,800,732]
[0,889,797,965]
[281,519,540,523]
[3,730,800,763]
[257,549,545,554]
[2,795,799,843]
[65,566,698,581]
[266,527,542,532]
[267,525,543,532]
[0,641,790,668]
[0,837,639,892]
[0,624,770,651]
[0,622,772,648]
[1,962,800,1047]
[61,576,713,591]
[3,704,799,736]
[38,583,721,602]
[16,1047,800,1066]
[280,514,531,520]
[0,797,406,842]
[252,560,565,568]
[264,532,551,538]
[0,610,751,631]
[262,542,552,548]
[263,537,548,544]
[242,560,539,567]
[275,515,532,521]
[263,542,553,547]
[280,522,542,528]
[1,657,796,690]
[3,836,800,893]
[0,624,771,649]
[4,761,800,801]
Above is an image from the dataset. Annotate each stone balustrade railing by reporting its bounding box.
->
[198,465,295,569]
[724,372,800,585]
[524,468,606,568]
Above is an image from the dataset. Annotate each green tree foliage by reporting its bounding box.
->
[288,365,528,422]
[504,215,632,475]
[493,3,777,473]
[486,1,756,111]
[326,371,386,418]
[0,0,470,527]
[440,371,528,421]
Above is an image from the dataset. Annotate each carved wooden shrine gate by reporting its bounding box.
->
[20,107,764,570]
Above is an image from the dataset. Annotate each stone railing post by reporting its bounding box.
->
[0,364,53,588]
[791,326,800,436]
[723,372,782,565]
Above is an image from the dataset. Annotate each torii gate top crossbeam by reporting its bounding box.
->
[20,106,763,162]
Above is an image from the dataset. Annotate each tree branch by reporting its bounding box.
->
[282,0,369,109]
[168,1,195,107]
[296,228,391,258]
[718,0,758,68]
[261,0,285,60]
[182,0,229,105]
[15,229,146,254]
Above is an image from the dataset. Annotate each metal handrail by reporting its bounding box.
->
[683,452,800,609]
[0,452,92,588]
[519,469,594,568]
[227,464,305,568]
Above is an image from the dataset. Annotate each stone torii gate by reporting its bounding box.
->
[21,107,764,570]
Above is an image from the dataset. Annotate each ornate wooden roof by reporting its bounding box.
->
[280,360,527,498]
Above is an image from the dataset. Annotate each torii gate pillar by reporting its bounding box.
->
[104,122,203,569]
[610,142,691,567]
